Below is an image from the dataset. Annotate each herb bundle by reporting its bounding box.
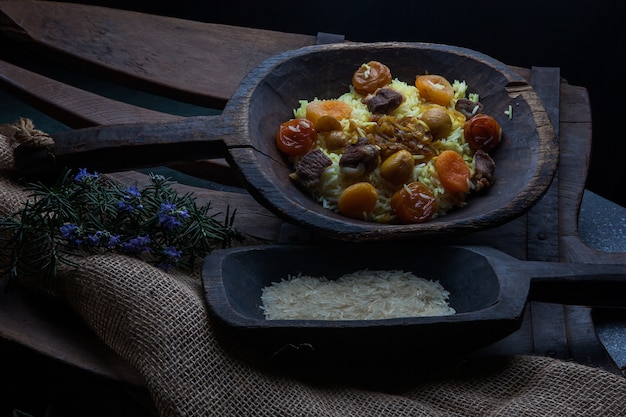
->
[0,168,239,284]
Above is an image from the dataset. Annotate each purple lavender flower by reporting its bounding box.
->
[163,246,182,259]
[158,214,182,230]
[117,200,135,212]
[158,201,190,230]
[117,185,144,212]
[60,223,79,239]
[108,234,121,248]
[122,235,151,254]
[84,230,119,248]
[160,201,176,212]
[157,246,183,271]
[86,231,103,246]
[126,185,141,198]
[74,168,99,183]
[59,223,83,246]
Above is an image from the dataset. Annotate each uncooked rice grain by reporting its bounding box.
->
[260,269,455,320]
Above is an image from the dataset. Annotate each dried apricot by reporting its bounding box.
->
[464,114,502,152]
[390,182,437,223]
[276,119,317,157]
[415,75,454,106]
[338,182,378,219]
[352,61,392,95]
[435,150,471,193]
[306,100,352,131]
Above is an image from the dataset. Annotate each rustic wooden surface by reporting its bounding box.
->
[0,0,624,385]
[0,0,317,108]
[0,57,182,126]
[8,38,560,242]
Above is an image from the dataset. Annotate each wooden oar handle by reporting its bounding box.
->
[14,115,234,176]
[526,261,626,307]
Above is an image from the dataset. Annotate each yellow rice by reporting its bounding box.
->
[292,77,476,223]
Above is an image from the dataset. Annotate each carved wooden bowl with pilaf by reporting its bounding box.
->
[27,42,557,241]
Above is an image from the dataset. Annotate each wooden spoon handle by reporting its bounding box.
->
[526,261,626,307]
[14,116,233,176]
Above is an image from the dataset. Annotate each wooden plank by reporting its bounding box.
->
[0,57,243,187]
[0,58,181,127]
[529,302,569,359]
[0,0,318,108]
[526,67,561,262]
[558,84,592,242]
[558,82,626,264]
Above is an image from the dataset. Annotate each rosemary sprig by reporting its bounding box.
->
[0,168,240,284]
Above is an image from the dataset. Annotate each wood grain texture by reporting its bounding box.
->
[203,243,626,368]
[0,58,181,127]
[15,42,558,242]
[0,281,145,386]
[557,83,626,264]
[0,1,623,384]
[526,67,560,262]
[0,56,241,186]
[0,0,317,107]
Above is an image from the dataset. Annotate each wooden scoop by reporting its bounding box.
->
[202,243,626,366]
[12,41,557,241]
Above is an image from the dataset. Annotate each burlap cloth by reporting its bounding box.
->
[2,119,626,416]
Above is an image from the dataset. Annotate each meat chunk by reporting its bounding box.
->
[471,150,496,192]
[291,149,332,187]
[363,88,404,114]
[339,137,380,178]
[455,98,484,120]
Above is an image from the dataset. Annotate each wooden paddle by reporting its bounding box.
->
[1,0,624,261]
[0,0,344,185]
[0,57,181,126]
[0,0,337,108]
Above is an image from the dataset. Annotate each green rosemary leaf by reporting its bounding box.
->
[0,168,240,284]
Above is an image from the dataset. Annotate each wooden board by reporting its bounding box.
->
[0,0,318,107]
[0,0,623,384]
[0,58,181,127]
[9,41,560,242]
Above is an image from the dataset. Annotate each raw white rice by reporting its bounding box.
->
[260,269,455,320]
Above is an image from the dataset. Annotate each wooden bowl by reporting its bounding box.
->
[34,42,558,241]
[226,42,558,241]
[203,244,626,369]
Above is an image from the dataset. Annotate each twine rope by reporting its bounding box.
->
[11,117,55,148]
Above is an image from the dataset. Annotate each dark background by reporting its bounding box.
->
[9,1,626,207]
